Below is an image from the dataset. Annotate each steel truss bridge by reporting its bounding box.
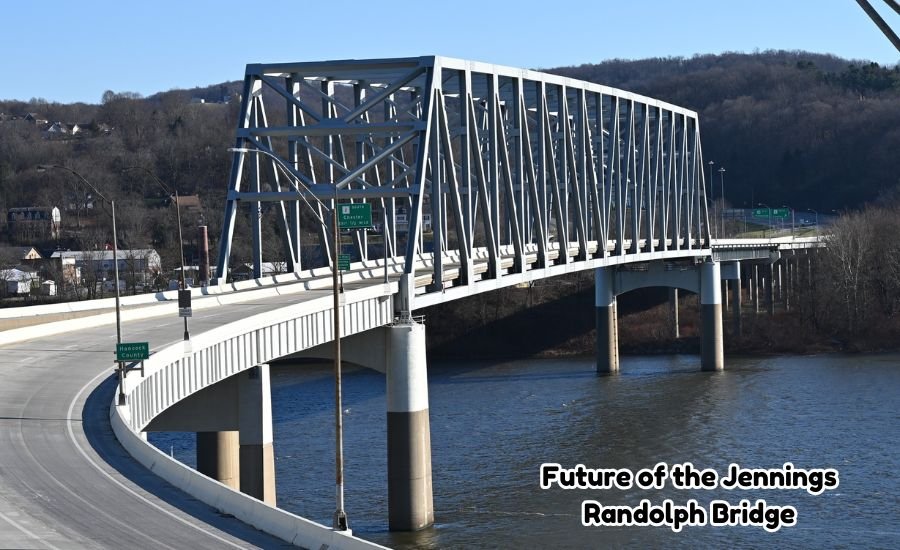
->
[0,57,822,550]
[218,56,714,309]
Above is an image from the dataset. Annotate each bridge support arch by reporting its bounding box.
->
[144,363,276,505]
[595,260,725,373]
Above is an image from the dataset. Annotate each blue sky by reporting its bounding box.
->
[2,1,899,104]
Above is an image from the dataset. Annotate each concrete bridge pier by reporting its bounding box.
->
[732,264,742,337]
[386,320,434,531]
[752,264,760,313]
[595,267,619,374]
[238,364,276,505]
[144,363,276,505]
[196,431,239,490]
[701,260,724,371]
[669,288,680,339]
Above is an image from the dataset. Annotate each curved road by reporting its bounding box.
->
[0,292,319,549]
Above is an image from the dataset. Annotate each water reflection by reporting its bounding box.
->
[152,354,900,549]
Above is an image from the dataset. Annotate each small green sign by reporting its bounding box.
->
[117,342,149,362]
[337,254,351,271]
[772,207,791,218]
[337,203,372,229]
[753,208,770,217]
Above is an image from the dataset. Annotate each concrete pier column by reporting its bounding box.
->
[196,431,239,490]
[700,261,724,371]
[753,264,760,313]
[669,288,680,339]
[767,263,775,316]
[784,258,791,311]
[776,262,784,302]
[238,364,276,505]
[733,265,742,337]
[723,280,729,311]
[595,267,619,374]
[386,321,434,531]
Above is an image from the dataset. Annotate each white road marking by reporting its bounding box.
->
[0,509,60,550]
[66,368,247,549]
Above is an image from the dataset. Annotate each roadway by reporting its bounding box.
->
[0,289,322,549]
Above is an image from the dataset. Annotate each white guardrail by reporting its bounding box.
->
[111,280,397,549]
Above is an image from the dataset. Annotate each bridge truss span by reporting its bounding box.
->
[217,56,712,310]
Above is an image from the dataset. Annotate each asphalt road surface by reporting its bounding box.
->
[0,292,324,549]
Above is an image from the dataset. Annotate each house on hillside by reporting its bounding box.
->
[172,194,203,215]
[24,113,48,125]
[51,249,161,290]
[6,206,61,243]
[0,245,43,264]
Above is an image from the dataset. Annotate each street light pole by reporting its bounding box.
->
[758,202,771,238]
[227,147,349,531]
[708,160,716,237]
[718,167,726,237]
[807,208,819,238]
[37,164,124,404]
[782,205,795,237]
[122,166,188,340]
[332,182,349,531]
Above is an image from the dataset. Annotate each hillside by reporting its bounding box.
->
[549,51,900,210]
[2,50,899,273]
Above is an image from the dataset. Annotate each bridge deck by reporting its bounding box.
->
[0,291,315,548]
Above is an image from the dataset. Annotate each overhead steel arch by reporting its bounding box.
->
[216,56,712,311]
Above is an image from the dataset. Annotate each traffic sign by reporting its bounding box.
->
[117,342,149,362]
[753,208,770,217]
[337,203,372,229]
[178,289,192,318]
[337,254,351,271]
[772,208,790,218]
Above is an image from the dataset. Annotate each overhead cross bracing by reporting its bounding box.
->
[216,56,712,308]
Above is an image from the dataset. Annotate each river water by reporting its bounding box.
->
[151,354,900,548]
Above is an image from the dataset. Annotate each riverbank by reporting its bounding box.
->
[423,273,897,360]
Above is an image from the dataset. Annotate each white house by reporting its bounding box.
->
[3,266,39,295]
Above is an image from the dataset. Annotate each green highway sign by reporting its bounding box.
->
[117,342,149,362]
[337,203,372,229]
[772,208,791,218]
[753,208,770,217]
[337,254,351,271]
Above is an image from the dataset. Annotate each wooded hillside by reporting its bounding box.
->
[1,51,898,272]
[549,50,900,210]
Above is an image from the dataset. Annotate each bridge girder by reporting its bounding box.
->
[216,56,712,309]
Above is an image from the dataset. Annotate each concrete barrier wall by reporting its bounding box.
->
[111,407,387,550]
[112,283,396,548]
[0,257,405,322]
[0,259,404,347]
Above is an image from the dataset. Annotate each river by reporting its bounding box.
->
[151,353,900,548]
